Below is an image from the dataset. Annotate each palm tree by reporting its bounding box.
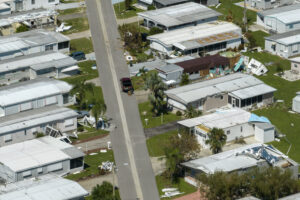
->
[205,128,227,154]
[144,73,167,115]
[70,79,95,109]
[184,105,202,119]
[91,98,107,129]
[180,73,190,86]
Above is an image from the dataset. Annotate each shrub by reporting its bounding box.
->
[176,110,182,116]
[77,126,84,132]
[16,25,29,33]
[36,133,45,138]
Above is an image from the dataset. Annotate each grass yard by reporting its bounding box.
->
[58,7,86,15]
[254,106,300,165]
[156,175,197,200]
[63,17,89,35]
[70,37,94,54]
[251,30,270,48]
[138,101,182,128]
[113,0,144,19]
[146,130,177,157]
[212,0,257,26]
[131,70,156,90]
[243,52,299,107]
[65,150,114,181]
[60,0,84,3]
[60,60,97,84]
[72,126,109,143]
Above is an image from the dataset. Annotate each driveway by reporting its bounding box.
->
[55,2,85,10]
[58,13,87,21]
[66,30,91,40]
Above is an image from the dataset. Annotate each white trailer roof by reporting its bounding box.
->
[0,174,88,200]
[0,136,74,172]
[0,78,72,107]
[148,21,241,48]
[138,2,221,28]
[178,108,251,128]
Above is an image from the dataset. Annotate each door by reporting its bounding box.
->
[232,98,236,107]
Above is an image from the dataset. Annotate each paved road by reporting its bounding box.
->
[86,0,160,200]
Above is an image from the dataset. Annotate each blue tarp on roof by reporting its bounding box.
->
[249,113,271,123]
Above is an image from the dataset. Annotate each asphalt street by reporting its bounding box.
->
[86,0,160,200]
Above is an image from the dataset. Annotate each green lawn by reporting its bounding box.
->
[254,107,300,165]
[63,17,89,35]
[243,52,298,107]
[251,31,270,48]
[212,0,257,26]
[138,102,182,128]
[60,60,97,84]
[156,175,197,200]
[65,150,114,181]
[58,7,86,15]
[113,0,144,19]
[70,37,94,54]
[146,130,177,157]
[72,127,109,143]
[131,70,156,90]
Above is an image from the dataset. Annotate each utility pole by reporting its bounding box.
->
[243,0,248,32]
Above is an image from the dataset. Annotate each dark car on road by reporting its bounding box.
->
[70,51,86,61]
[120,77,134,92]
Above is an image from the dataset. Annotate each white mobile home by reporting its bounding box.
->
[289,57,300,74]
[0,29,70,61]
[0,51,78,85]
[257,4,300,33]
[0,106,78,146]
[177,108,275,148]
[165,73,276,112]
[0,0,58,14]
[181,143,299,182]
[0,136,85,183]
[138,2,221,31]
[147,21,242,57]
[246,0,294,10]
[0,78,74,117]
[265,30,300,58]
[156,64,183,85]
[0,174,88,200]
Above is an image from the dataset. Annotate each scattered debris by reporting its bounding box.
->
[89,153,98,155]
[100,149,107,153]
[277,100,284,103]
[275,138,280,142]
[99,161,114,172]
[56,22,72,32]
[247,58,268,76]
[161,188,184,198]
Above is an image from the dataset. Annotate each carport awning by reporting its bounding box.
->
[61,65,79,72]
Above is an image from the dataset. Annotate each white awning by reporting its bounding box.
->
[61,65,79,73]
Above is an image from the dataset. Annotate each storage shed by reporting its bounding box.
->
[292,92,300,113]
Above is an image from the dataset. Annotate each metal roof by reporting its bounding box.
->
[0,29,69,54]
[258,4,300,24]
[165,73,271,104]
[265,29,300,45]
[181,144,292,174]
[0,9,57,27]
[138,2,221,28]
[156,64,183,73]
[0,51,77,73]
[237,197,261,200]
[278,192,300,200]
[289,56,300,63]
[166,56,195,64]
[148,21,241,48]
[0,106,78,135]
[154,0,189,6]
[0,174,88,200]
[0,78,72,107]
[230,84,276,99]
[0,136,83,172]
[178,108,251,128]
[255,122,274,130]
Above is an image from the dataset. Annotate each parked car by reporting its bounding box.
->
[70,51,86,61]
[120,77,134,92]
[75,110,90,118]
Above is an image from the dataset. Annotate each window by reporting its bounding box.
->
[252,96,257,104]
[236,99,240,107]
[58,41,69,50]
[45,96,57,105]
[4,134,12,143]
[241,126,243,132]
[47,163,63,172]
[63,94,69,104]
[241,99,246,107]
[45,44,54,51]
[22,170,32,178]
[292,44,298,52]
[258,95,263,103]
[289,24,294,29]
[228,95,232,104]
[70,157,84,169]
[246,98,251,106]
[48,0,55,2]
[295,64,298,68]
[226,130,230,135]
[37,167,43,174]
[20,102,32,111]
[31,0,35,4]
[24,130,27,136]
